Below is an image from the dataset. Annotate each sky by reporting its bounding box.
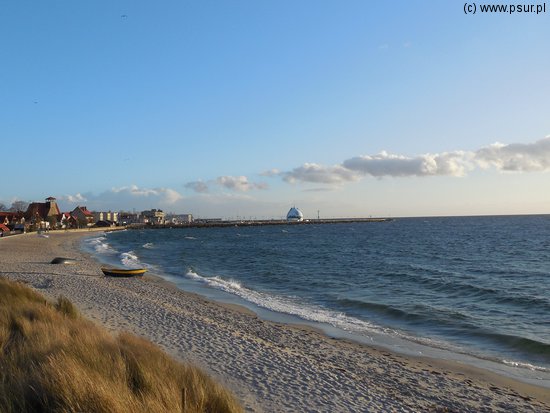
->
[1,1,549,219]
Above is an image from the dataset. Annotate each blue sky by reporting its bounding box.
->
[1,1,549,218]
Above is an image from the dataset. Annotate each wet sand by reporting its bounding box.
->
[2,231,549,412]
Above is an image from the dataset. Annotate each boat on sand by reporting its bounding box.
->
[101,268,147,277]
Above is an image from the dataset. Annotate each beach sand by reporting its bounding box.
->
[1,231,549,412]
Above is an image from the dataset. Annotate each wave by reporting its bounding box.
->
[93,222,550,376]
[475,331,550,361]
[188,272,550,371]
[181,269,485,363]
[503,360,550,372]
[184,269,385,336]
[388,266,550,311]
[85,236,116,255]
[120,251,141,268]
[337,298,427,322]
[335,298,550,371]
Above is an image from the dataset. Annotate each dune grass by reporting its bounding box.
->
[0,277,243,413]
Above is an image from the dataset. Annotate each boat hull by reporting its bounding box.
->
[101,268,147,277]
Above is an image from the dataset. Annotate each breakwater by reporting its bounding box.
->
[128,217,391,229]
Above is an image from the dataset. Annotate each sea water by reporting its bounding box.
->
[82,215,550,386]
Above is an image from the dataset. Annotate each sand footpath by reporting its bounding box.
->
[1,231,549,412]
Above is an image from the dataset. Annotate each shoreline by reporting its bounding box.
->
[2,231,549,412]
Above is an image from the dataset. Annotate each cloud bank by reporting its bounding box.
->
[282,163,361,184]
[217,176,268,191]
[475,139,550,172]
[185,176,268,193]
[59,193,88,203]
[185,181,209,193]
[277,137,550,185]
[58,138,548,212]
[59,185,184,212]
[111,185,183,204]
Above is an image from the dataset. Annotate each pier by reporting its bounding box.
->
[127,217,392,230]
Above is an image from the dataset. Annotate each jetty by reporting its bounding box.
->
[127,217,392,230]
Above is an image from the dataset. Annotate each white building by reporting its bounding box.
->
[286,207,304,222]
[141,209,166,224]
[92,211,119,223]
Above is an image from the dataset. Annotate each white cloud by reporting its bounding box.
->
[279,152,472,185]
[216,176,268,192]
[343,151,473,177]
[61,193,88,203]
[185,181,210,193]
[474,137,550,172]
[110,185,183,204]
[160,188,184,204]
[275,137,550,186]
[281,163,361,184]
[260,168,281,177]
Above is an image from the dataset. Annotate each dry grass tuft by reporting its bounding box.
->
[0,277,242,413]
[54,295,79,319]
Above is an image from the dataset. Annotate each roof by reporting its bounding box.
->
[25,203,48,220]
[79,207,93,216]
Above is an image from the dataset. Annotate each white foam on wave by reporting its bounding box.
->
[184,269,382,335]
[186,269,202,280]
[183,270,549,374]
[142,242,155,249]
[184,236,197,240]
[86,236,116,255]
[503,359,550,372]
[120,251,141,268]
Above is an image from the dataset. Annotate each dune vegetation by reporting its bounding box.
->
[0,277,242,413]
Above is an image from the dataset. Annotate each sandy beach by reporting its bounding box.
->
[1,230,549,413]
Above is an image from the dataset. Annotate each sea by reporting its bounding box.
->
[82,215,550,387]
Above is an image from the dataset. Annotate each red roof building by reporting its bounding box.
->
[0,223,10,235]
[71,206,95,227]
[0,212,18,225]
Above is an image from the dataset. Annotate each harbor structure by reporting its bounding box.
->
[286,207,304,222]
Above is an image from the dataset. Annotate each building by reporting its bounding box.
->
[286,207,304,222]
[58,212,78,229]
[119,212,140,225]
[71,206,95,227]
[0,223,11,237]
[0,212,21,226]
[24,197,61,229]
[141,209,165,224]
[92,211,119,223]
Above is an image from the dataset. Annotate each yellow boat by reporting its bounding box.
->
[101,267,147,277]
